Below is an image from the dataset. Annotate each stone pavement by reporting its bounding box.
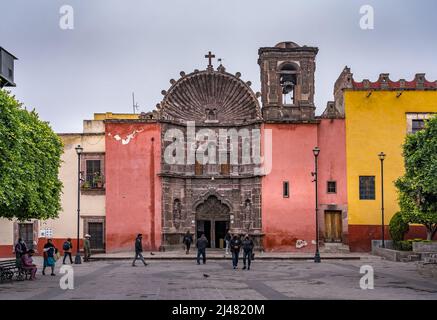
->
[1,256,437,300]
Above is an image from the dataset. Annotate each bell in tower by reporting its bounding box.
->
[258,41,318,121]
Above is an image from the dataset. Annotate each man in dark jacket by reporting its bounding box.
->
[230,234,242,269]
[183,231,193,254]
[242,234,254,270]
[196,234,208,265]
[15,238,28,267]
[132,234,148,267]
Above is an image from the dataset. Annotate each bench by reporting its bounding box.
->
[0,259,31,282]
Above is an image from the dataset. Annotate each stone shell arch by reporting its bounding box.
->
[159,70,262,123]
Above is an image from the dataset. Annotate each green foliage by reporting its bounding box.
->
[394,240,413,251]
[389,212,409,242]
[394,239,430,251]
[395,115,437,240]
[0,90,63,220]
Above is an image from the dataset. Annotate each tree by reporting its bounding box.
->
[0,90,63,220]
[395,115,437,240]
[389,211,409,242]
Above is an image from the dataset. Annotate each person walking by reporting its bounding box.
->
[62,238,73,264]
[230,234,242,269]
[42,239,57,276]
[183,230,193,254]
[132,234,148,267]
[242,234,254,270]
[196,234,208,265]
[21,249,37,280]
[224,230,231,255]
[83,234,91,262]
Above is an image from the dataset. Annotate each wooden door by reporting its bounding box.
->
[324,211,342,242]
[19,223,34,249]
[88,222,104,250]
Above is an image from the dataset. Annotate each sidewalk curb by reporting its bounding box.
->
[89,256,362,261]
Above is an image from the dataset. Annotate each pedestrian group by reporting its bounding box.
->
[13,234,93,280]
[13,229,255,281]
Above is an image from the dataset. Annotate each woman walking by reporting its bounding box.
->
[42,239,57,276]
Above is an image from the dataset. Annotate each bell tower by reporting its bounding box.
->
[258,41,318,121]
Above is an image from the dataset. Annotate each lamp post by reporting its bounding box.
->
[313,147,321,263]
[378,152,386,248]
[75,145,83,264]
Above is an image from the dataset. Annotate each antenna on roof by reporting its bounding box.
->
[132,92,140,114]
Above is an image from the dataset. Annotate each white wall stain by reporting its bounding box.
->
[108,129,144,145]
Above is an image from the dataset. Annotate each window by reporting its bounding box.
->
[283,181,290,198]
[412,119,425,133]
[406,113,434,134]
[359,176,375,200]
[86,160,101,187]
[195,160,203,175]
[220,152,230,175]
[327,181,337,194]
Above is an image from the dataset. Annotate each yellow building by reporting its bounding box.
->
[93,112,140,121]
[335,68,437,251]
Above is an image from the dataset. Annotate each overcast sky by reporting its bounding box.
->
[1,0,437,132]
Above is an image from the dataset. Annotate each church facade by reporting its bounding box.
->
[1,40,436,257]
[103,41,346,253]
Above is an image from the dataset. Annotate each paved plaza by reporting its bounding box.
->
[1,255,436,300]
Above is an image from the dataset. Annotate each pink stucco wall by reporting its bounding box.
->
[317,118,348,242]
[317,119,347,205]
[261,123,318,252]
[105,122,161,252]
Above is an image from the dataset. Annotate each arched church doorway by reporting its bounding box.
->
[195,195,230,248]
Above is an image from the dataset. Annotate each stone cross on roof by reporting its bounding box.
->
[205,51,215,70]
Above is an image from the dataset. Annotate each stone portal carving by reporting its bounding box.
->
[244,199,252,231]
[173,199,182,229]
[196,195,230,219]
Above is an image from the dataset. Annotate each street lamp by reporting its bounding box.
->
[75,145,83,264]
[312,147,321,263]
[378,152,386,248]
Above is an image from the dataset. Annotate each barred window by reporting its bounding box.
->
[359,176,375,200]
[412,119,425,133]
[86,160,101,186]
[327,181,337,194]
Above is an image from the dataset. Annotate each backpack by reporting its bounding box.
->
[63,241,70,251]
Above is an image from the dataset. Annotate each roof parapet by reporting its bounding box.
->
[350,73,437,90]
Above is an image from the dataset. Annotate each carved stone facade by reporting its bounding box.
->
[161,177,262,249]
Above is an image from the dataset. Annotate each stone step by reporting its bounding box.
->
[408,254,421,262]
[424,257,437,264]
[320,243,350,254]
